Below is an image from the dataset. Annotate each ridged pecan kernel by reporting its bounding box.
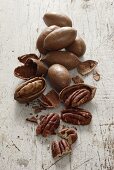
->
[61,108,92,125]
[36,113,60,137]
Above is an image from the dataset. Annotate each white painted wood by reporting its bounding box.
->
[0,0,114,170]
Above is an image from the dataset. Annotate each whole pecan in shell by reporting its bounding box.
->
[59,84,96,107]
[51,139,71,158]
[36,113,60,137]
[14,77,46,103]
[61,108,92,125]
[58,128,77,145]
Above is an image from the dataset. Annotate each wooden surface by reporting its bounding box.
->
[0,0,114,170]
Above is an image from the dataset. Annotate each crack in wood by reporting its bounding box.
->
[72,157,94,170]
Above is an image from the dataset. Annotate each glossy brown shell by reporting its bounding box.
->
[42,51,80,70]
[18,54,39,63]
[14,77,46,103]
[66,36,86,57]
[43,12,72,27]
[36,25,59,54]
[59,84,96,104]
[44,27,77,50]
[48,64,71,92]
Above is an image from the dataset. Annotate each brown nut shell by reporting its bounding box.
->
[18,54,39,63]
[66,36,86,57]
[42,51,80,70]
[14,64,37,80]
[61,108,92,125]
[14,77,46,103]
[77,60,98,76]
[59,84,96,107]
[43,12,72,27]
[48,64,71,92]
[14,58,48,80]
[36,25,59,54]
[40,89,60,108]
[44,27,77,50]
[26,58,48,76]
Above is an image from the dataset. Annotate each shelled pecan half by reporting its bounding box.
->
[59,84,96,107]
[61,108,92,125]
[51,139,71,158]
[36,113,60,137]
[58,128,77,145]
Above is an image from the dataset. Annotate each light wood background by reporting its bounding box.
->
[0,0,114,170]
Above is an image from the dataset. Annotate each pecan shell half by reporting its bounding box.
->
[14,77,46,103]
[36,113,60,137]
[61,108,92,125]
[58,128,78,145]
[18,54,39,63]
[59,84,96,107]
[51,139,71,158]
[14,58,48,80]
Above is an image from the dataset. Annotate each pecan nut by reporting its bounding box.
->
[59,84,96,107]
[14,77,46,103]
[51,139,71,158]
[36,113,60,137]
[61,108,92,125]
[58,128,78,145]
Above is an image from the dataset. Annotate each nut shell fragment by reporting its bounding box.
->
[72,75,84,84]
[77,60,98,76]
[59,84,96,107]
[14,77,46,103]
[36,113,60,137]
[59,128,78,145]
[18,54,39,63]
[43,12,72,27]
[61,108,92,125]
[40,89,60,108]
[51,139,71,158]
[14,58,48,80]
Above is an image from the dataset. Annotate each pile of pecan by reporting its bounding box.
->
[14,12,98,159]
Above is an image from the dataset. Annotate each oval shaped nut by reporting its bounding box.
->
[59,84,96,107]
[43,12,72,27]
[14,77,46,103]
[44,27,77,50]
[42,51,80,70]
[61,108,92,125]
[48,64,71,92]
[36,25,59,54]
[66,35,86,57]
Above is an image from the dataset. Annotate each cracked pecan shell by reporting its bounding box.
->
[61,108,92,125]
[14,77,46,103]
[58,128,78,145]
[36,113,60,137]
[59,84,96,107]
[51,139,71,158]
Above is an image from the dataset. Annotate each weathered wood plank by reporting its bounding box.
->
[0,0,114,170]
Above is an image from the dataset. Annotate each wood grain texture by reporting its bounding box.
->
[0,0,114,170]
